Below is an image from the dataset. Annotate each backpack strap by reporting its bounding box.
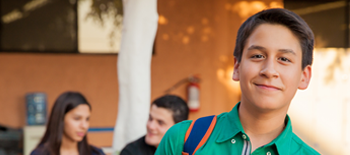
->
[182,115,217,155]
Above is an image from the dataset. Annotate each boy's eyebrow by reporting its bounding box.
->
[247,45,296,55]
[247,45,266,51]
[278,49,296,55]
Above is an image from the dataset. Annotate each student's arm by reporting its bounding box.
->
[119,148,132,155]
[119,143,134,155]
[155,120,192,155]
[91,145,106,155]
[30,150,39,155]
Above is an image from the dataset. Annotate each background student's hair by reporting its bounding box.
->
[233,8,314,69]
[35,91,99,155]
[152,94,189,123]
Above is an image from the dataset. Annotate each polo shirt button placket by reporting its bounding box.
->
[231,139,236,144]
[266,151,271,155]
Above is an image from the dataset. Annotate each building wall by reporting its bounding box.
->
[290,48,350,155]
[0,54,119,128]
[0,0,283,147]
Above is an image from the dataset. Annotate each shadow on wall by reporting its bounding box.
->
[157,1,283,45]
[230,1,283,20]
[158,14,213,45]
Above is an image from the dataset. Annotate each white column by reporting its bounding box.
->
[112,0,158,153]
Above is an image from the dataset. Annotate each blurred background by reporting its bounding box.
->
[0,0,349,154]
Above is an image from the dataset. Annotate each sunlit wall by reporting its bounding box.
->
[290,48,350,155]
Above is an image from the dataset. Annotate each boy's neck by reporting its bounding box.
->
[238,102,288,152]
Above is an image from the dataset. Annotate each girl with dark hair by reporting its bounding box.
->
[31,91,105,155]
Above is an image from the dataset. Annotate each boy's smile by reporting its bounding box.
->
[233,23,311,112]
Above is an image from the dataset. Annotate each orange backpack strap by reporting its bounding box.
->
[182,115,217,155]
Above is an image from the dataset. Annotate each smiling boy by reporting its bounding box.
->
[155,9,319,155]
[120,95,189,155]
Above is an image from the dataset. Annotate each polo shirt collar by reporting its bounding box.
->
[215,102,294,155]
[270,115,293,154]
[216,102,244,143]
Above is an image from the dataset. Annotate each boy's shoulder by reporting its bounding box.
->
[168,119,193,133]
[290,133,320,155]
[155,120,193,155]
[90,145,105,155]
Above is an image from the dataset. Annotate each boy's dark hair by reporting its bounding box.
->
[233,8,314,69]
[152,95,189,123]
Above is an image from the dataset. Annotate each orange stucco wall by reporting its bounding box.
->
[0,0,282,147]
[0,54,119,128]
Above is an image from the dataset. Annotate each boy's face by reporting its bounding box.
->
[145,104,175,147]
[232,23,311,112]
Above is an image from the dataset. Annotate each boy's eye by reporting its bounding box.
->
[279,57,290,62]
[251,54,264,59]
[158,120,164,126]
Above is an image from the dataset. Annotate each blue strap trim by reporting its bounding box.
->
[183,115,215,155]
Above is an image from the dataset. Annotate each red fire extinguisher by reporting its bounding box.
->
[187,76,200,112]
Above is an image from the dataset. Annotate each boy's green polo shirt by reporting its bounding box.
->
[155,102,320,155]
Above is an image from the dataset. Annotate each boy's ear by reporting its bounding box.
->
[232,57,240,81]
[298,65,312,90]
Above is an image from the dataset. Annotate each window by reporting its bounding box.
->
[0,0,123,53]
[285,0,349,48]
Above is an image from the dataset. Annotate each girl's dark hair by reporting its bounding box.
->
[35,91,100,155]
[233,8,314,69]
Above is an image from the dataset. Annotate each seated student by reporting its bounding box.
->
[31,91,105,155]
[120,95,189,155]
[155,8,320,155]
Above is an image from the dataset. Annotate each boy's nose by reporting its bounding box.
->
[147,120,157,130]
[260,59,279,78]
